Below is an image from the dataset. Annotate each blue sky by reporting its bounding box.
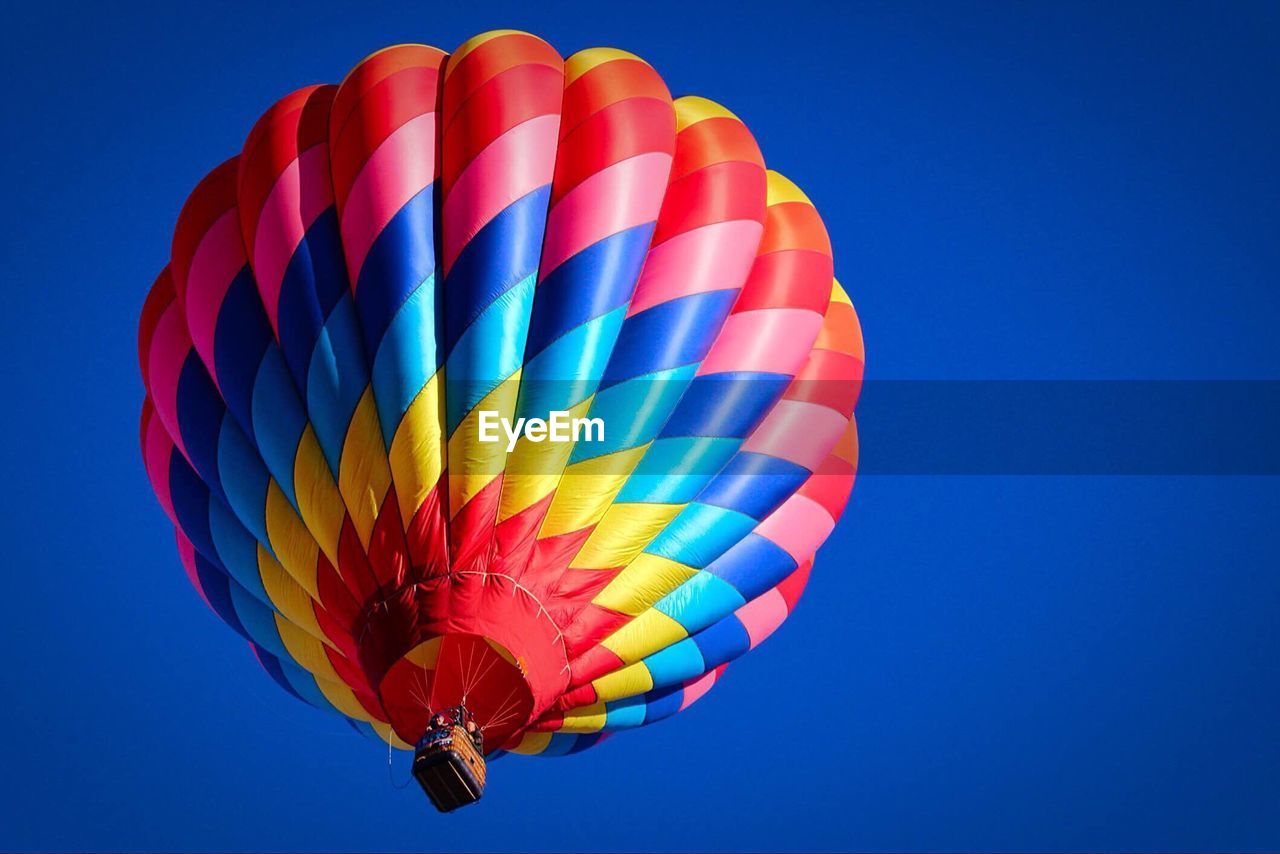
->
[1,0,1277,850]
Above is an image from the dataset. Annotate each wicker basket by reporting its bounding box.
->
[412,725,487,812]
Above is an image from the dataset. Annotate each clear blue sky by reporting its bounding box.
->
[2,1,1278,851]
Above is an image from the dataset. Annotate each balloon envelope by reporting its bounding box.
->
[138,31,863,756]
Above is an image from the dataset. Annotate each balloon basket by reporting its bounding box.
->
[412,709,487,812]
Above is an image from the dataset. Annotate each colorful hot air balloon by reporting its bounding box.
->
[138,30,863,810]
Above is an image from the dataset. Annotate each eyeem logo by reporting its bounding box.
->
[477,411,604,452]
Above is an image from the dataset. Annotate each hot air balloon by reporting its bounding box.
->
[138,30,863,811]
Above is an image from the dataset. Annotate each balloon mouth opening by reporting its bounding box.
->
[379,633,536,750]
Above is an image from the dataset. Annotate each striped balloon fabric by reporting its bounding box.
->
[138,30,864,758]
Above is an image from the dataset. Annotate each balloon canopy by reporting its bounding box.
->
[138,30,863,758]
